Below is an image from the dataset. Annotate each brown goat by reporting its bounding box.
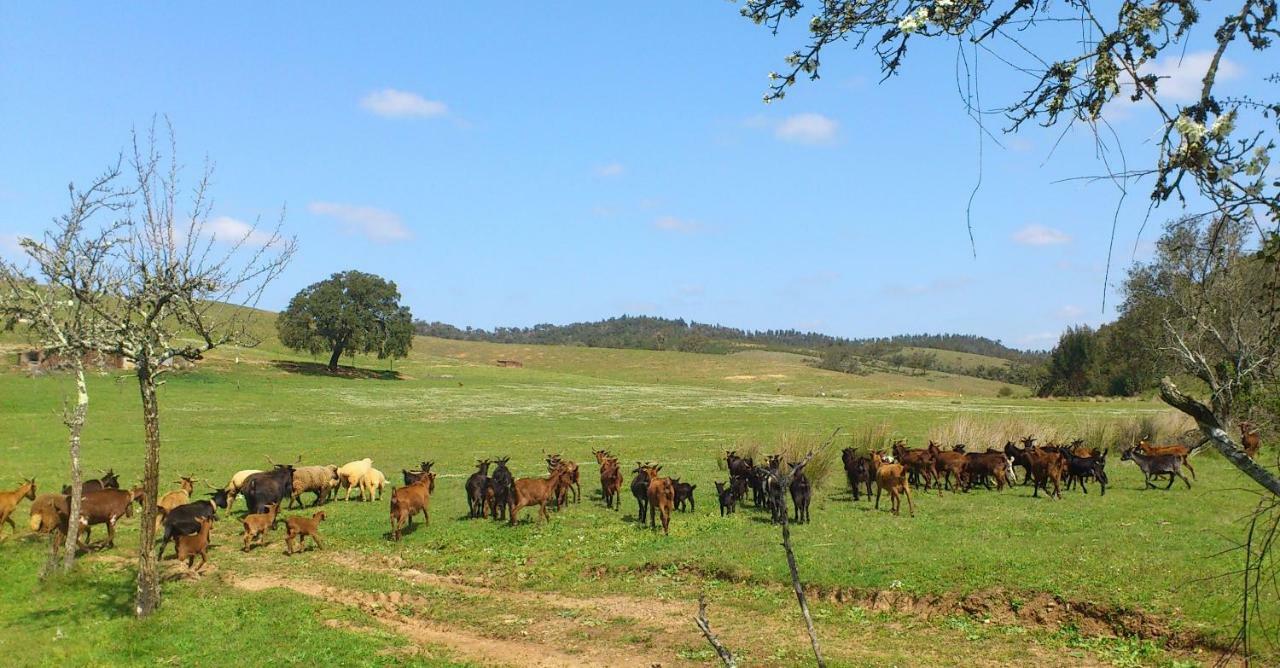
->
[1136,437,1197,479]
[176,516,213,574]
[1025,447,1066,499]
[509,467,567,526]
[78,486,144,548]
[389,473,435,540]
[926,442,966,494]
[28,493,69,535]
[0,478,36,539]
[1240,422,1262,459]
[642,465,675,535]
[546,454,581,506]
[871,451,914,517]
[241,503,280,552]
[156,475,196,529]
[596,453,622,511]
[284,511,326,555]
[892,440,936,490]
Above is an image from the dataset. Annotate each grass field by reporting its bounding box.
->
[0,334,1272,666]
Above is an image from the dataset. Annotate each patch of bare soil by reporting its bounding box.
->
[227,572,662,667]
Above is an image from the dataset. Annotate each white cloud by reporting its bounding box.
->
[208,216,274,246]
[307,201,411,243]
[1143,52,1242,102]
[595,162,625,177]
[1016,332,1059,348]
[653,216,701,234]
[1013,224,1071,246]
[1056,304,1086,319]
[775,113,839,145]
[359,89,448,119]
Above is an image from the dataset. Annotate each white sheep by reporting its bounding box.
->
[358,467,387,502]
[225,469,263,509]
[336,458,373,501]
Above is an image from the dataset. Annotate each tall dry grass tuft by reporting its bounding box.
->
[1073,418,1115,453]
[1113,411,1198,449]
[720,432,839,489]
[847,423,894,456]
[927,416,1067,450]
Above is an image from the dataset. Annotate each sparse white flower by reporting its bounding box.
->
[1210,111,1236,140]
[1174,115,1206,143]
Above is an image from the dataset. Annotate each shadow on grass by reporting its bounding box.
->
[270,360,403,381]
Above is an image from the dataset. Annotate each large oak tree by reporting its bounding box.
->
[277,270,414,371]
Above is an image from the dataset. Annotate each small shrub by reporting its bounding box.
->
[997,386,1015,398]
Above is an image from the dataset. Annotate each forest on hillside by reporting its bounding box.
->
[415,316,1046,386]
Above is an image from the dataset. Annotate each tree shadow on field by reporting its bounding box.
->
[270,360,403,380]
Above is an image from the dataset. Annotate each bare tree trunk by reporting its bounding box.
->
[1160,377,1280,498]
[695,594,738,667]
[779,510,826,668]
[135,364,162,617]
[62,363,88,570]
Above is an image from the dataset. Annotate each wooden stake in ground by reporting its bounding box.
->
[695,594,737,668]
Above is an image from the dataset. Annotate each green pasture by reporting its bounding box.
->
[0,336,1269,666]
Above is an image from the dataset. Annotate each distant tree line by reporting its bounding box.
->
[416,316,1046,385]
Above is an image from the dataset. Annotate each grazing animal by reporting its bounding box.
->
[715,481,737,516]
[0,478,37,538]
[1024,446,1066,499]
[284,511,326,555]
[1005,440,1034,485]
[488,457,514,522]
[630,463,652,523]
[157,496,225,559]
[28,493,69,535]
[595,452,622,511]
[156,476,196,529]
[402,468,436,491]
[1240,422,1262,459]
[789,462,811,524]
[223,469,262,509]
[79,486,144,548]
[1136,437,1198,480]
[336,458,374,501]
[546,454,581,506]
[62,469,119,496]
[240,465,296,516]
[176,517,213,574]
[672,479,697,512]
[389,473,436,541]
[1062,449,1108,495]
[509,467,568,526]
[893,440,936,490]
[289,465,340,508]
[241,502,280,552]
[725,451,754,480]
[465,460,492,518]
[358,467,387,502]
[1122,447,1191,489]
[962,450,1014,492]
[871,451,914,517]
[643,465,675,535]
[841,448,874,501]
[927,442,967,494]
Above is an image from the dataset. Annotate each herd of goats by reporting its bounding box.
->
[0,426,1263,575]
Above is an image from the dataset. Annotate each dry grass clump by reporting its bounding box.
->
[848,423,894,456]
[721,431,839,490]
[1113,411,1198,448]
[927,416,1066,450]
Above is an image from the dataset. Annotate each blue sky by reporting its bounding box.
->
[0,3,1259,349]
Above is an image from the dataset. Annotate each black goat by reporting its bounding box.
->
[789,462,811,524]
[465,459,491,518]
[157,495,226,559]
[672,479,696,512]
[841,448,873,501]
[241,464,296,517]
[488,457,513,521]
[630,463,652,523]
[1063,449,1108,495]
[715,481,736,516]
